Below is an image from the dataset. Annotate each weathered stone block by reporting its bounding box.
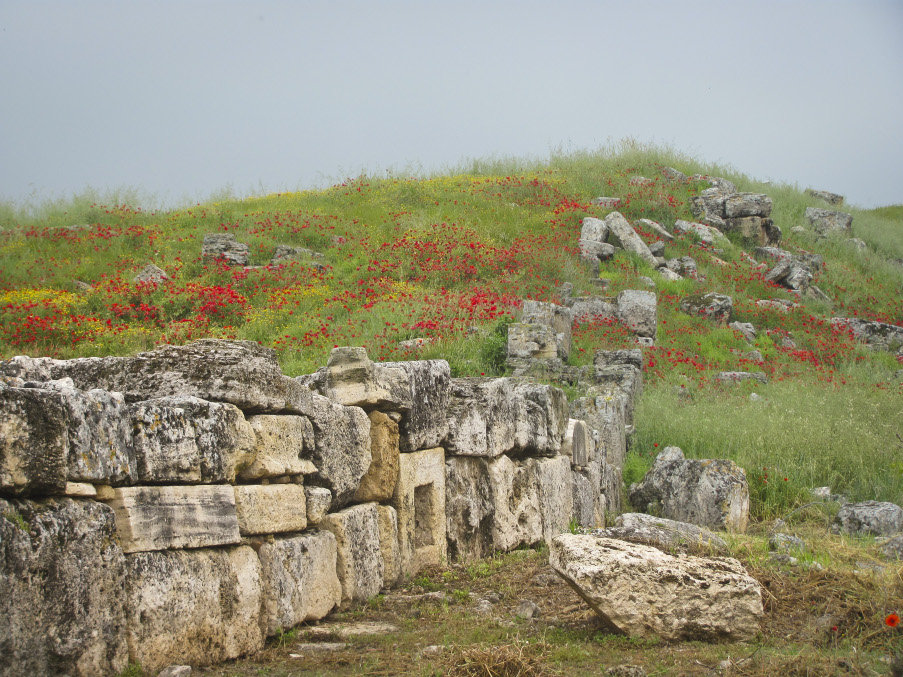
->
[0,384,68,495]
[532,455,573,544]
[679,292,733,323]
[257,531,342,636]
[488,454,542,552]
[303,394,371,509]
[629,447,749,532]
[568,296,617,325]
[445,378,567,458]
[46,339,314,414]
[202,232,250,265]
[674,219,724,245]
[833,501,903,536]
[507,323,558,360]
[0,497,128,677]
[521,300,573,359]
[724,193,772,218]
[603,211,658,268]
[393,447,446,577]
[233,484,307,535]
[240,414,316,480]
[102,485,241,552]
[572,469,598,529]
[322,347,411,409]
[445,456,494,563]
[550,535,763,641]
[125,546,264,673]
[130,396,256,484]
[354,410,400,503]
[304,486,332,525]
[616,290,657,338]
[562,418,593,467]
[381,359,450,452]
[805,207,852,235]
[376,504,402,588]
[321,503,384,604]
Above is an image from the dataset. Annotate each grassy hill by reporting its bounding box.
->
[1,143,901,519]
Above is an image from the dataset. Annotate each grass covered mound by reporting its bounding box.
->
[1,142,901,519]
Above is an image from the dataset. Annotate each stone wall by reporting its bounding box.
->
[0,338,634,675]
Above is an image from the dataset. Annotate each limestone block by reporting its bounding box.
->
[321,503,384,604]
[550,535,763,641]
[690,187,727,223]
[628,447,749,532]
[598,512,728,554]
[679,292,733,323]
[240,414,316,480]
[0,498,128,677]
[257,531,342,635]
[201,232,250,265]
[354,410,400,503]
[102,485,241,553]
[616,290,657,338]
[532,455,573,544]
[488,454,542,552]
[805,188,844,205]
[125,546,264,673]
[37,379,135,485]
[833,501,903,536]
[602,460,623,515]
[381,359,450,452]
[805,207,852,234]
[304,486,332,525]
[303,394,371,508]
[580,216,609,244]
[377,504,402,588]
[571,392,626,468]
[393,447,446,577]
[568,296,617,325]
[507,322,558,361]
[134,263,169,283]
[323,346,411,409]
[832,317,903,355]
[0,384,68,495]
[724,193,773,218]
[562,418,593,467]
[521,300,573,359]
[46,339,314,414]
[233,484,307,535]
[603,212,658,268]
[445,378,567,458]
[572,469,598,529]
[634,218,673,241]
[579,238,616,263]
[445,456,494,563]
[130,396,256,484]
[674,219,724,245]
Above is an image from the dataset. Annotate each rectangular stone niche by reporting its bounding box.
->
[393,447,446,578]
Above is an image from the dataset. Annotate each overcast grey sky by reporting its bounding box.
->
[1,0,901,210]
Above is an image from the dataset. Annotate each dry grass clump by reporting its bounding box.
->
[446,638,552,677]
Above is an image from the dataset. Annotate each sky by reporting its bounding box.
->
[1,0,902,210]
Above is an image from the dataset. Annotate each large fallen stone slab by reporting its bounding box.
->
[679,292,733,323]
[832,501,903,536]
[101,485,241,552]
[257,531,342,636]
[0,383,69,495]
[567,296,617,325]
[724,193,772,218]
[320,502,385,605]
[603,212,658,268]
[628,447,749,532]
[674,219,724,245]
[444,378,567,458]
[0,497,128,677]
[616,290,656,338]
[597,512,728,554]
[550,534,762,641]
[43,340,314,413]
[125,546,264,673]
[130,396,256,484]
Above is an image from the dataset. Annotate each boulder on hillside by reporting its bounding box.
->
[673,219,724,246]
[661,166,687,182]
[202,233,250,266]
[805,189,844,205]
[579,217,616,263]
[634,218,673,241]
[724,193,773,218]
[679,292,733,323]
[832,501,903,537]
[566,296,617,325]
[805,207,852,235]
[616,290,657,339]
[134,264,169,284]
[729,321,757,342]
[628,446,749,532]
[550,534,763,641]
[831,318,903,356]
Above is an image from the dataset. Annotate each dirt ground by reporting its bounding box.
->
[194,538,903,677]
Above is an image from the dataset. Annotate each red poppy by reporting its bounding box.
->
[887,613,900,627]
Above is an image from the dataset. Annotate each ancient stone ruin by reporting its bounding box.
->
[0,338,635,675]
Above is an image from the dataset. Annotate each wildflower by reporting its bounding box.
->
[887,613,900,628]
